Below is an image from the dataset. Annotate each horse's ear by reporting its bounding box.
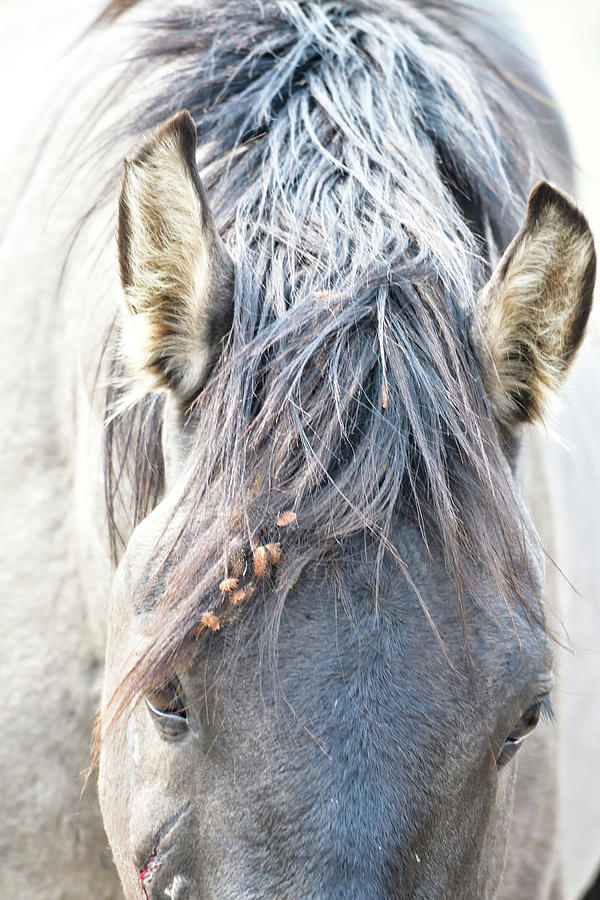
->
[477,181,595,430]
[118,110,234,403]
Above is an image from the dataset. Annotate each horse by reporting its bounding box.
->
[1,0,599,897]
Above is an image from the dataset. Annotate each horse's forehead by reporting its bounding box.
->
[117,493,539,623]
[109,479,548,711]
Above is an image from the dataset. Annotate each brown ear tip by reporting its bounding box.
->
[172,109,196,131]
[158,109,197,151]
[528,180,591,237]
[124,110,198,170]
[528,180,565,215]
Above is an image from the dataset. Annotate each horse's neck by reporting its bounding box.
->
[0,15,183,655]
[0,133,121,661]
[524,319,600,889]
[521,323,600,623]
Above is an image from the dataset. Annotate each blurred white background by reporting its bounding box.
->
[518,0,600,242]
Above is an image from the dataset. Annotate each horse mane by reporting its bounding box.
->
[96,0,557,721]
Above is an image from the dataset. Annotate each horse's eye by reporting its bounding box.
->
[145,678,188,740]
[496,698,548,769]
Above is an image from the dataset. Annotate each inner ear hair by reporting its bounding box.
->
[118,110,234,405]
[477,181,596,429]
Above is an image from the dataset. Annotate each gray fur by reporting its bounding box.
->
[1,1,599,899]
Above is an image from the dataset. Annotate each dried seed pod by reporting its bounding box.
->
[200,611,220,631]
[252,545,269,579]
[219,576,239,593]
[381,383,389,409]
[265,542,281,565]
[230,587,249,606]
[276,510,296,527]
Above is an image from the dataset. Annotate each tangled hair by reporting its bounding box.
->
[94,0,568,729]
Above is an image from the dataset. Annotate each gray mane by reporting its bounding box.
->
[99,0,553,704]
